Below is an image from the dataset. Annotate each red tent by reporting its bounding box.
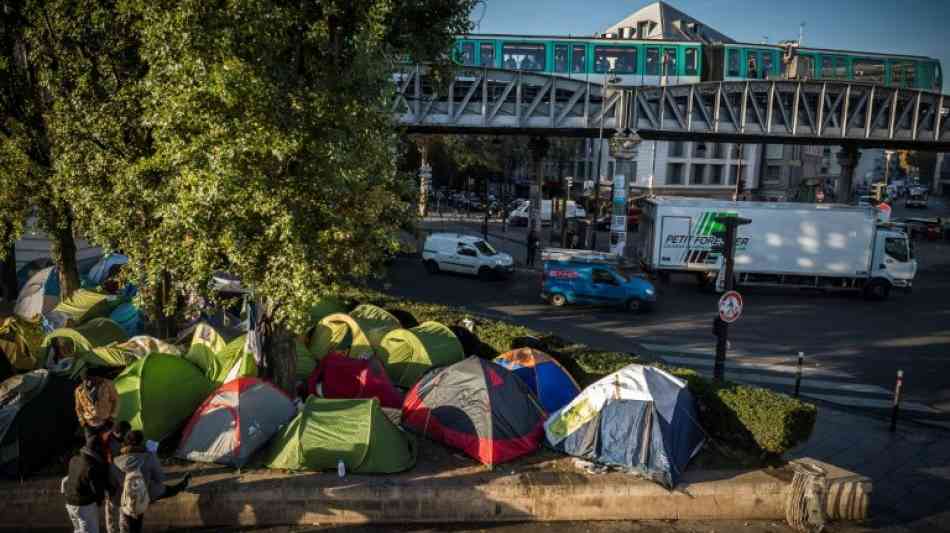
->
[307,353,403,409]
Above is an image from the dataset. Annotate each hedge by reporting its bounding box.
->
[329,287,817,458]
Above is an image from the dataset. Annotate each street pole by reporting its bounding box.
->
[712,215,751,383]
[588,71,614,251]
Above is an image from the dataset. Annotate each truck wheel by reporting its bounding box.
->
[864,279,891,301]
[424,260,439,275]
[550,294,567,307]
[626,298,643,313]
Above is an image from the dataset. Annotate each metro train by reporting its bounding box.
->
[450,34,942,92]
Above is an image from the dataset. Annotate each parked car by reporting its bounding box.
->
[540,249,655,312]
[422,233,514,280]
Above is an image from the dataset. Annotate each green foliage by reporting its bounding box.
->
[329,287,817,457]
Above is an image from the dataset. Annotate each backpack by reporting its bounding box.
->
[120,468,150,517]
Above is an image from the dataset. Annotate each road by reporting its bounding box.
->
[394,198,950,421]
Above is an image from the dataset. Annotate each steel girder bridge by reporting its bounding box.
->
[392,66,950,150]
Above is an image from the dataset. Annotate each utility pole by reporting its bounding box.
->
[711,215,751,382]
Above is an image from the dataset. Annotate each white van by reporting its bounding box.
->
[510,200,586,224]
[422,233,514,280]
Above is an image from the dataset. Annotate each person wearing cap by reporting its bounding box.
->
[63,438,109,533]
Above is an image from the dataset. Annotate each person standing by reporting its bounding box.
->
[526,229,538,267]
[102,421,131,533]
[63,439,109,533]
[112,431,191,533]
[75,373,119,443]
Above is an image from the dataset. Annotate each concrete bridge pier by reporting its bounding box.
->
[528,137,550,237]
[836,146,860,203]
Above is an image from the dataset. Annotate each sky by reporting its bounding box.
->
[470,0,950,91]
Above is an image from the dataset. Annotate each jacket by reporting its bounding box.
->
[64,449,108,507]
[111,448,166,503]
[74,377,119,427]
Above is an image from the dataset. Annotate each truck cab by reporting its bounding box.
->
[868,228,916,298]
[541,249,656,312]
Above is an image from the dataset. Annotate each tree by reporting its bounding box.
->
[124,0,475,389]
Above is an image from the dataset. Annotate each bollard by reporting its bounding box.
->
[890,369,903,432]
[794,352,804,398]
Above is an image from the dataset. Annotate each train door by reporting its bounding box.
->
[553,43,572,78]
[661,46,679,85]
[477,41,497,69]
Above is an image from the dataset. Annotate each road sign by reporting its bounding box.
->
[718,290,743,323]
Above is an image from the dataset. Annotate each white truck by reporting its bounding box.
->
[637,197,916,300]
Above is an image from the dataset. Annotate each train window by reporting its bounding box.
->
[685,49,698,75]
[663,49,677,76]
[572,45,587,73]
[458,42,475,66]
[646,48,660,75]
[594,46,637,74]
[480,43,495,67]
[821,57,835,79]
[762,51,773,78]
[727,49,740,77]
[503,43,546,71]
[853,58,885,83]
[835,57,848,79]
[745,50,765,79]
[555,45,570,73]
[891,60,917,88]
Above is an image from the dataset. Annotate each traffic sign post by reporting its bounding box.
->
[711,215,751,382]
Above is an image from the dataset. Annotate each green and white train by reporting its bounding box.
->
[450,34,943,92]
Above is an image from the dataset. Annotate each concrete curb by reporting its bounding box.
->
[0,458,868,527]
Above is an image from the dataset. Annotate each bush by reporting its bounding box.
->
[327,287,817,458]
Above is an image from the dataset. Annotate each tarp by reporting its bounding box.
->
[494,348,580,414]
[115,354,213,441]
[0,370,78,478]
[402,357,546,466]
[185,323,258,387]
[309,305,400,359]
[307,353,404,409]
[378,321,465,388]
[177,377,296,467]
[13,267,59,320]
[265,397,415,474]
[51,289,115,325]
[85,253,128,286]
[0,316,44,373]
[544,364,704,488]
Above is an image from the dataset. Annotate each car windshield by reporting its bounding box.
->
[473,241,497,256]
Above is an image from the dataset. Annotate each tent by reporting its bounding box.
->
[115,354,214,441]
[50,289,115,325]
[295,297,349,378]
[264,397,415,474]
[378,321,465,388]
[0,316,45,373]
[119,336,181,357]
[0,370,78,479]
[85,253,128,286]
[42,318,128,359]
[185,323,257,387]
[177,377,296,467]
[309,304,400,360]
[307,353,403,409]
[494,348,580,414]
[16,258,54,292]
[544,364,704,488]
[13,266,60,320]
[402,357,546,466]
[109,302,143,337]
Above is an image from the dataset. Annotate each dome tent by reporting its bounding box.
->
[402,357,546,466]
[50,289,116,325]
[85,253,128,286]
[41,318,129,373]
[378,321,465,388]
[544,364,704,489]
[115,354,214,441]
[177,377,296,467]
[309,304,400,360]
[264,397,416,474]
[494,348,580,414]
[13,266,60,321]
[295,296,349,379]
[307,353,403,409]
[185,323,257,387]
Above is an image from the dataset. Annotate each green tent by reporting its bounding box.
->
[264,397,416,474]
[115,354,213,441]
[309,304,400,360]
[378,321,465,388]
[52,289,115,324]
[185,323,257,387]
[41,318,128,369]
[0,316,44,373]
[296,296,349,377]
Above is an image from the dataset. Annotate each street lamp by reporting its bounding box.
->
[589,70,619,250]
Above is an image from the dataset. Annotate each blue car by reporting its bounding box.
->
[542,258,656,312]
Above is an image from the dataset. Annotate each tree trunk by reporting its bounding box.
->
[50,212,81,300]
[266,324,297,397]
[2,241,17,302]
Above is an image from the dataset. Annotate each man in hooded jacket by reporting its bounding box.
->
[63,439,109,533]
[110,431,190,533]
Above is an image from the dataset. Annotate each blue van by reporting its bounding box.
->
[541,250,656,312]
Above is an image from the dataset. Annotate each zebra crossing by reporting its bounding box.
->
[637,342,942,417]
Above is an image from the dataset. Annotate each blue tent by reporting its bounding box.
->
[85,253,128,286]
[494,348,580,414]
[544,364,704,488]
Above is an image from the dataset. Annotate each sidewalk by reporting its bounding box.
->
[786,405,950,532]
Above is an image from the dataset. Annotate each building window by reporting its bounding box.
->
[646,48,660,75]
[691,164,706,185]
[685,48,698,76]
[765,165,782,182]
[480,43,495,67]
[458,42,475,66]
[554,45,569,73]
[766,144,784,159]
[727,48,740,77]
[503,43,546,71]
[594,46,637,74]
[693,142,708,158]
[667,163,685,184]
[637,21,651,38]
[572,45,587,73]
[728,165,739,185]
[709,165,724,185]
[711,143,723,159]
[853,58,885,83]
[669,141,685,158]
